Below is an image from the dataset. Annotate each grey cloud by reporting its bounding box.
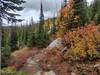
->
[23,0,61,13]
[23,0,92,12]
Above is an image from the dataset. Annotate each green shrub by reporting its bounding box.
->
[1,67,27,75]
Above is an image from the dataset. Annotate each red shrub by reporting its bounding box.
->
[9,47,39,70]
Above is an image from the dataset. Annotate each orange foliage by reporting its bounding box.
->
[64,24,100,60]
[37,48,62,71]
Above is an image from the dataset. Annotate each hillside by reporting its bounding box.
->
[1,0,100,75]
[1,24,100,75]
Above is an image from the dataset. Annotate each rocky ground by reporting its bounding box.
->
[10,47,100,75]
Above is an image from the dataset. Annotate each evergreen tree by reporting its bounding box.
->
[0,0,25,68]
[65,0,89,29]
[23,27,28,46]
[9,26,18,51]
[1,27,5,48]
[35,0,50,48]
[38,0,44,37]
[17,24,23,48]
[0,0,25,55]
[91,0,100,24]
[27,17,35,47]
[27,28,35,48]
[73,0,89,25]
[51,17,56,35]
[36,0,46,48]
[1,29,11,68]
[0,0,24,49]
[60,0,89,29]
[0,0,25,22]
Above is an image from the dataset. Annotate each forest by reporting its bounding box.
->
[0,0,100,75]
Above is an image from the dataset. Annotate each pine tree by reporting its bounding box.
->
[17,24,23,48]
[73,0,89,25]
[0,0,25,68]
[59,0,89,29]
[65,0,89,29]
[51,17,56,34]
[91,0,100,24]
[1,29,11,68]
[0,0,25,22]
[38,0,44,37]
[0,0,25,52]
[27,17,35,47]
[36,0,45,47]
[9,26,18,51]
[36,0,50,48]
[66,0,82,29]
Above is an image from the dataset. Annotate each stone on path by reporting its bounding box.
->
[20,57,40,75]
[44,71,56,75]
[46,38,64,50]
[34,70,56,75]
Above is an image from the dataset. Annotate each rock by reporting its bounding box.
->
[93,64,100,74]
[44,71,56,75]
[34,71,41,75]
[34,70,56,75]
[46,38,64,50]
[20,57,40,75]
[94,64,100,68]
[27,57,39,67]
[71,72,76,75]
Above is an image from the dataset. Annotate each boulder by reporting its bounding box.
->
[46,38,64,50]
[34,70,56,75]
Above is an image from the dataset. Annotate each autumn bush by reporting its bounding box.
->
[36,24,100,72]
[56,0,100,62]
[37,48,63,71]
[36,47,100,75]
[9,47,39,70]
[64,24,100,61]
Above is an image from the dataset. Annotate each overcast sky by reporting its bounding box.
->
[17,0,93,23]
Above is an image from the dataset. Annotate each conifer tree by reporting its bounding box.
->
[36,0,46,47]
[38,0,44,38]
[91,0,100,24]
[73,0,89,25]
[27,17,35,47]
[9,25,18,51]
[0,0,25,49]
[0,0,25,68]
[0,0,25,22]
[0,0,25,50]
[1,29,10,68]
[59,0,89,29]
[51,17,56,34]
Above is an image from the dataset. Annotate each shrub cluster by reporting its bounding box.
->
[63,24,100,61]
